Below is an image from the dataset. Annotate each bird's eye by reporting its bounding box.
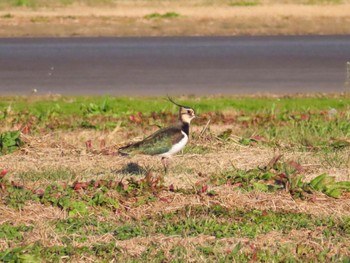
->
[187,110,191,114]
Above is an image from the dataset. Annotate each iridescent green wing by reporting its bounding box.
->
[119,126,184,156]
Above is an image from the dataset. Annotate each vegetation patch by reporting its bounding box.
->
[0,223,33,242]
[228,0,260,6]
[1,13,14,19]
[0,131,22,155]
[304,0,344,4]
[144,12,180,19]
[0,95,349,261]
[210,155,350,199]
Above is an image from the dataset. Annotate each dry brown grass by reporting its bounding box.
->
[1,3,350,36]
[1,122,349,260]
[114,229,350,260]
[2,127,349,216]
[0,203,65,251]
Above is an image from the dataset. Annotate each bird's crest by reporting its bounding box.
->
[167,96,191,109]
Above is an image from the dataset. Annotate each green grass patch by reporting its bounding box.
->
[154,207,313,238]
[1,96,349,117]
[1,171,160,211]
[144,12,180,19]
[55,217,144,242]
[210,158,350,199]
[1,13,14,18]
[16,169,75,182]
[228,0,260,6]
[0,0,114,8]
[0,223,33,242]
[53,205,350,240]
[245,112,350,149]
[182,144,211,154]
[1,96,350,152]
[1,239,348,262]
[1,183,40,209]
[0,241,119,262]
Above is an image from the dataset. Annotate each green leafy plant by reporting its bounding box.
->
[81,98,112,116]
[210,155,350,199]
[309,174,350,198]
[0,131,22,155]
[89,189,119,210]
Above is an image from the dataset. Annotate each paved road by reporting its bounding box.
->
[0,36,349,96]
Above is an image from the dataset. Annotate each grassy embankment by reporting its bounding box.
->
[0,95,350,262]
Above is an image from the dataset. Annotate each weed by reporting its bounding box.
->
[309,174,350,198]
[81,98,112,116]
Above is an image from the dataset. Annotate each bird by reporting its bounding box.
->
[118,97,196,173]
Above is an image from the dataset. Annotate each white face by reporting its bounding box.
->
[180,107,196,123]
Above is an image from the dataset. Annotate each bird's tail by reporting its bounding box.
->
[118,142,142,156]
[118,145,130,156]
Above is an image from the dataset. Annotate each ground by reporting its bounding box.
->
[0,95,349,261]
[1,0,350,37]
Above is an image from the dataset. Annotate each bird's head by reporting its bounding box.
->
[168,97,196,124]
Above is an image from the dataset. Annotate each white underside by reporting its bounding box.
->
[159,131,188,158]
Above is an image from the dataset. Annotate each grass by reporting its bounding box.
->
[0,223,33,241]
[1,205,350,261]
[0,0,347,8]
[1,13,14,18]
[1,95,349,151]
[16,169,75,182]
[144,12,180,19]
[305,0,344,4]
[0,95,349,261]
[228,0,260,6]
[1,0,349,37]
[1,95,349,118]
[0,0,114,8]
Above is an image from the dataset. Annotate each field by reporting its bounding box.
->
[0,95,349,261]
[1,0,350,36]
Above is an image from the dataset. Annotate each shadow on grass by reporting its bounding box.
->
[115,162,147,176]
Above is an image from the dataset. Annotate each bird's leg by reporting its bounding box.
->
[161,157,172,185]
[161,157,169,175]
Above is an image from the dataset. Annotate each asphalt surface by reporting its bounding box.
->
[0,36,349,96]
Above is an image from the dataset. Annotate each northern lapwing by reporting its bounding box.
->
[119,97,196,172]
